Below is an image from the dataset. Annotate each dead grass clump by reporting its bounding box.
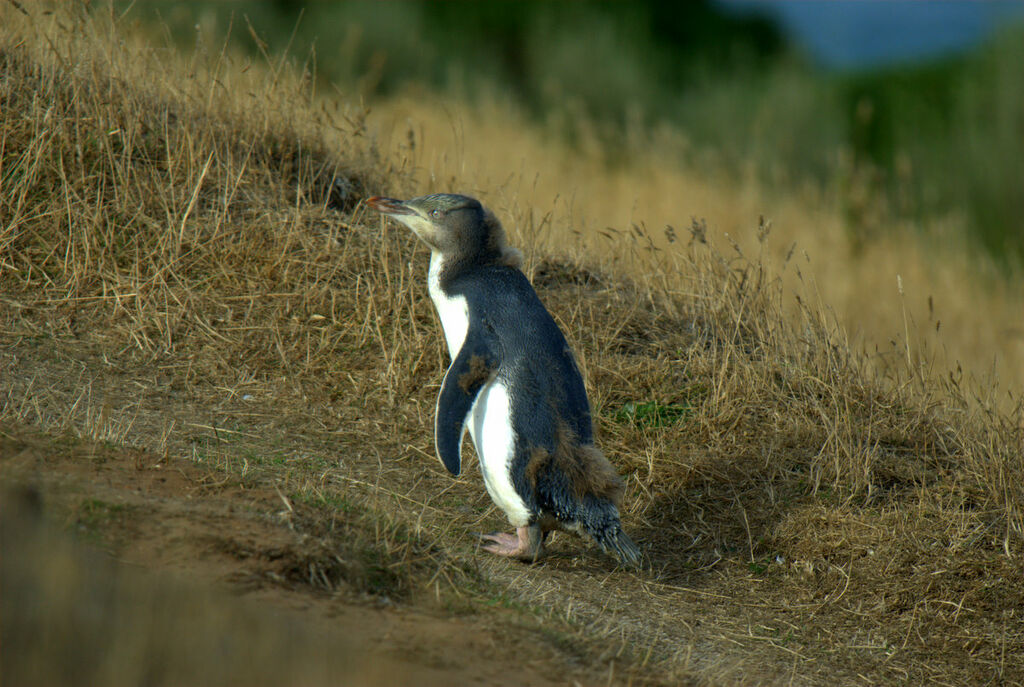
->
[611,222,1021,539]
[1,3,390,360]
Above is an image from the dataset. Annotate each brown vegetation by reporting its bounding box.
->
[2,4,1022,685]
[369,93,1024,407]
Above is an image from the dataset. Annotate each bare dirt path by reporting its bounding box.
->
[1,423,598,687]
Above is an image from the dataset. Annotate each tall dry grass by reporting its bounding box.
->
[2,4,1023,684]
[366,92,1024,408]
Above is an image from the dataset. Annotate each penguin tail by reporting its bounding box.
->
[588,521,642,568]
[606,528,643,568]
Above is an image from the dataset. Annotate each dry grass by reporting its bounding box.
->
[2,4,1023,685]
[367,92,1024,408]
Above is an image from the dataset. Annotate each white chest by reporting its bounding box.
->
[427,252,469,358]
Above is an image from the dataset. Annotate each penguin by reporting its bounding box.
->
[366,193,640,566]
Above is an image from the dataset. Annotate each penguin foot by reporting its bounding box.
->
[481,525,544,563]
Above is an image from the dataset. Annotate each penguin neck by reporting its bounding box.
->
[428,246,499,293]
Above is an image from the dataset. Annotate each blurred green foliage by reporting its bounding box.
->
[124,0,1023,268]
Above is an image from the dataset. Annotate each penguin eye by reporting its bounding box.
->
[430,208,444,219]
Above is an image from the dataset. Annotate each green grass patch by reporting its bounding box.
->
[614,400,692,428]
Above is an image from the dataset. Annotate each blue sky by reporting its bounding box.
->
[717,1,1024,69]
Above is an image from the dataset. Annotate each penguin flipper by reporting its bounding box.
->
[434,327,501,476]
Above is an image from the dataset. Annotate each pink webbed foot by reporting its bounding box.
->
[481,525,544,563]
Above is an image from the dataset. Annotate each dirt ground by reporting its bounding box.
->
[1,423,605,687]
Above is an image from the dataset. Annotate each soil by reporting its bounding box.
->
[0,424,599,687]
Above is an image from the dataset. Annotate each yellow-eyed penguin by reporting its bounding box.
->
[366,193,640,566]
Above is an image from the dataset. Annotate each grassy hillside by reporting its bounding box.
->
[119,0,1024,405]
[364,93,1024,409]
[2,4,1023,686]
[125,0,1024,267]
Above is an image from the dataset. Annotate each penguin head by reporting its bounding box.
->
[366,193,521,267]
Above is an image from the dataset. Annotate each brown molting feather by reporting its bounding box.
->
[525,424,624,505]
[483,209,523,269]
[458,354,493,393]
